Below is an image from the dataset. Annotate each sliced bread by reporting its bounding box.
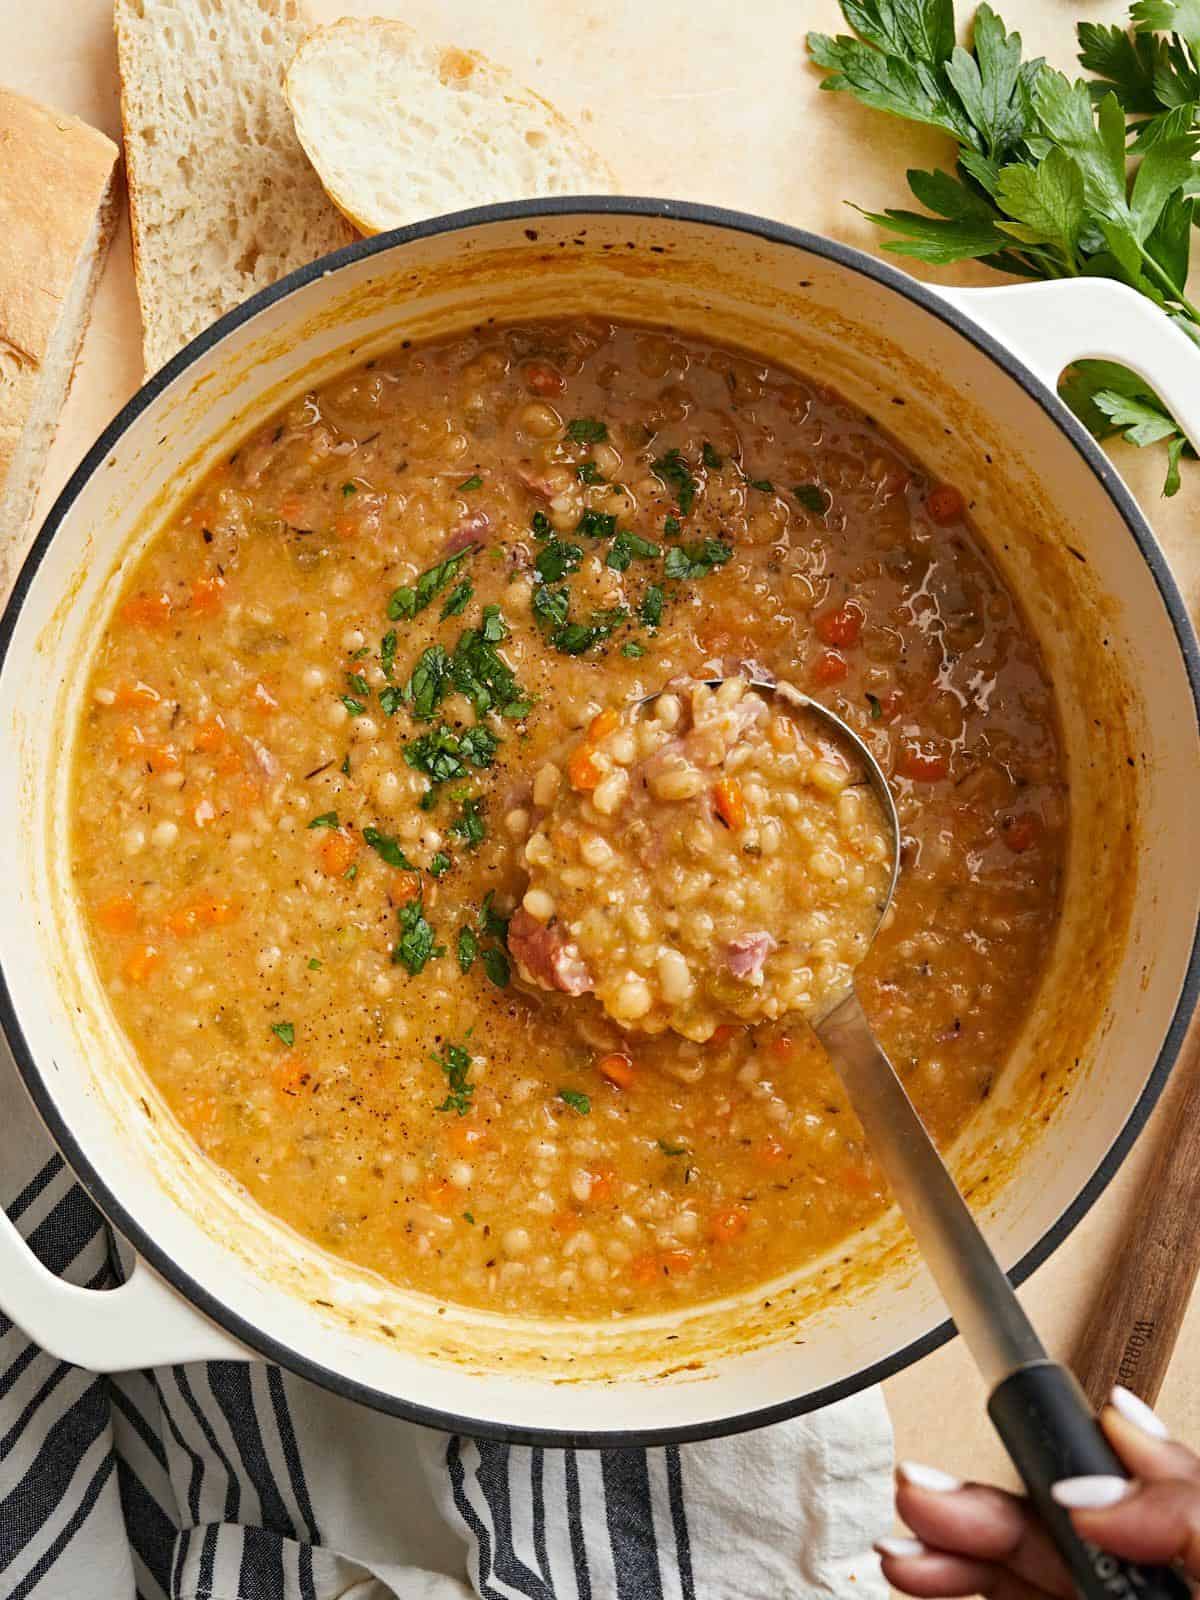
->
[115,0,358,375]
[285,18,616,236]
[0,90,119,569]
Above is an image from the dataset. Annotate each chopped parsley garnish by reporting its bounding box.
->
[393,899,443,975]
[405,724,472,784]
[577,461,605,485]
[440,579,473,618]
[479,603,507,643]
[388,547,476,621]
[448,796,486,850]
[380,630,397,678]
[552,608,627,656]
[479,891,509,943]
[481,946,510,989]
[451,618,531,718]
[340,754,351,776]
[702,441,723,470]
[379,685,405,717]
[341,482,357,497]
[530,510,551,538]
[341,695,367,716]
[606,531,660,572]
[271,1022,295,1048]
[663,516,681,537]
[664,540,733,581]
[558,1088,591,1116]
[866,692,883,721]
[428,851,452,878]
[457,926,478,973]
[793,483,830,515]
[461,725,499,766]
[344,863,358,881]
[532,585,570,629]
[433,1041,473,1115]
[640,585,664,628]
[621,640,647,658]
[576,508,617,540]
[346,672,371,698]
[404,643,453,720]
[565,417,608,444]
[657,1139,689,1156]
[456,474,484,491]
[746,476,774,493]
[307,811,339,829]
[534,539,582,584]
[651,448,698,515]
[362,826,418,872]
[307,958,323,971]
[350,646,371,660]
[463,1210,475,1224]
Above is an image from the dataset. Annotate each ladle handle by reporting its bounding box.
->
[814,992,1189,1600]
[989,1362,1190,1600]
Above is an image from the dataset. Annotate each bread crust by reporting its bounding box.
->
[0,89,119,524]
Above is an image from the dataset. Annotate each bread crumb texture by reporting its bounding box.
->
[285,17,616,236]
[116,0,356,373]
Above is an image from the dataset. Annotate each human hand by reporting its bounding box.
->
[879,1386,1199,1596]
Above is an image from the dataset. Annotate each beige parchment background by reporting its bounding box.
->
[7,0,1200,1503]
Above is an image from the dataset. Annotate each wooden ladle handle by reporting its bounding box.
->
[1073,1010,1200,1409]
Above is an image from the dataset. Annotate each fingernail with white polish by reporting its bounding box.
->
[1052,1475,1133,1510]
[876,1537,927,1559]
[898,1460,963,1492]
[1110,1384,1170,1441]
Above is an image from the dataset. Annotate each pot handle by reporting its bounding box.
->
[0,1203,250,1370]
[936,279,1200,451]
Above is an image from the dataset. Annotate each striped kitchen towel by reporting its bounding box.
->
[0,1039,893,1600]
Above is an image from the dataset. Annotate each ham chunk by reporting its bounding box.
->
[509,907,594,996]
[726,931,777,982]
[444,509,491,554]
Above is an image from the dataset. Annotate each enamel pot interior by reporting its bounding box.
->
[2,202,1198,1444]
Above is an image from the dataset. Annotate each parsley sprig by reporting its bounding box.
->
[808,0,1199,494]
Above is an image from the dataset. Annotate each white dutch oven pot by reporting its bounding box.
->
[0,201,1198,1446]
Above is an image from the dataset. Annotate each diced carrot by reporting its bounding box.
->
[319,828,359,876]
[771,1034,795,1060]
[896,742,950,783]
[423,1178,455,1211]
[710,1204,750,1243]
[249,680,278,713]
[712,777,746,831]
[1001,812,1041,853]
[333,512,359,540]
[587,708,619,744]
[551,1210,582,1236]
[757,1136,789,1168]
[659,1249,695,1277]
[143,742,181,774]
[631,1252,659,1286]
[96,893,138,935]
[122,943,163,985]
[709,1024,741,1047]
[448,1120,488,1157]
[811,650,849,686]
[596,1052,636,1090]
[279,494,307,526]
[273,1057,311,1097]
[767,716,796,751]
[167,897,237,937]
[568,745,603,792]
[193,716,227,753]
[815,601,864,648]
[114,680,161,709]
[525,362,566,396]
[584,1166,615,1206]
[388,873,421,906]
[120,591,174,627]
[114,723,145,761]
[189,574,227,614]
[926,484,965,525]
[217,746,243,776]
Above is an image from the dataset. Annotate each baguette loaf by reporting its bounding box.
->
[0,90,119,567]
[115,0,358,375]
[285,18,616,237]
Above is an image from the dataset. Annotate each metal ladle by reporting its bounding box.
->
[649,678,1186,1600]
